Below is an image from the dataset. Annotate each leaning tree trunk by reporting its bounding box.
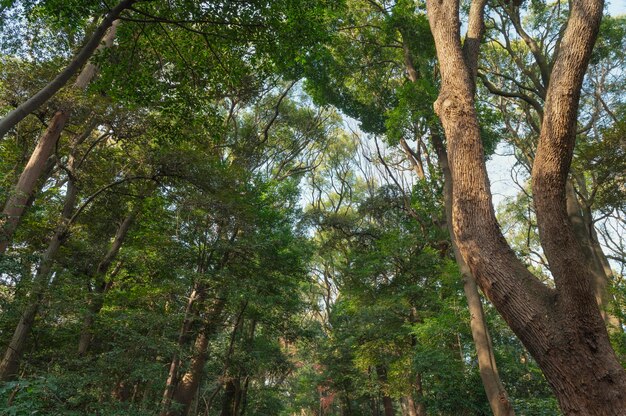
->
[0,18,121,255]
[0,122,93,380]
[0,171,78,380]
[78,211,137,354]
[426,0,626,414]
[400,31,514,416]
[166,297,227,416]
[0,0,134,139]
[432,133,515,416]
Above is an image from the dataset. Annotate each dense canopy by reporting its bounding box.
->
[0,1,624,415]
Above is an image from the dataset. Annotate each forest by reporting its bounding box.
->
[0,0,624,415]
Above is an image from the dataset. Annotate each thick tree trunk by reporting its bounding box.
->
[78,211,136,354]
[0,0,133,138]
[0,19,120,255]
[426,0,626,414]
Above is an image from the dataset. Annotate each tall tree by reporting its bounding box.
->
[303,1,514,413]
[425,0,626,413]
[0,14,122,255]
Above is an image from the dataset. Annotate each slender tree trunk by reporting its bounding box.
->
[160,281,208,414]
[426,0,626,413]
[0,178,78,380]
[167,298,227,416]
[238,376,250,416]
[233,319,256,416]
[161,227,237,415]
[565,181,621,330]
[0,0,134,138]
[413,373,426,416]
[401,32,514,415]
[0,19,120,255]
[220,377,240,416]
[370,396,381,416]
[78,211,136,354]
[0,121,93,380]
[375,366,394,416]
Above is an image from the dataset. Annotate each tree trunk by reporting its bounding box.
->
[432,133,514,416]
[161,227,237,415]
[167,298,227,416]
[375,366,394,416]
[565,180,621,331]
[0,0,133,138]
[160,281,208,414]
[0,178,78,380]
[78,211,136,354]
[0,122,92,380]
[238,376,250,416]
[220,377,240,416]
[0,110,69,255]
[401,397,417,416]
[0,18,120,255]
[413,373,426,416]
[426,0,626,413]
[401,30,514,416]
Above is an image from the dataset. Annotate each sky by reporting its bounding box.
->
[608,1,626,16]
[488,1,626,208]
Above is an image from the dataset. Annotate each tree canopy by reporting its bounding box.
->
[0,1,624,415]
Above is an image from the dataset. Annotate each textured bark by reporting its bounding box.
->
[78,211,136,354]
[0,0,133,138]
[402,28,513,416]
[0,110,69,255]
[0,19,120,255]
[426,0,626,413]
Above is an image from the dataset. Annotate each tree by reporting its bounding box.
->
[425,0,626,413]
[302,1,514,413]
